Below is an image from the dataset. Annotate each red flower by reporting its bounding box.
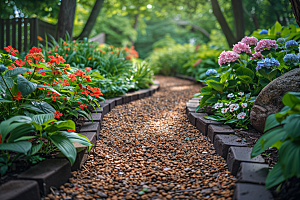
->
[83,75,92,82]
[67,129,75,132]
[85,67,91,72]
[78,102,87,110]
[49,53,65,65]
[15,59,25,67]
[53,110,63,119]
[74,70,85,77]
[68,74,77,82]
[14,92,22,100]
[29,47,41,53]
[4,46,19,56]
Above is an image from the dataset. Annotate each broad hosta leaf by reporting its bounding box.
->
[17,75,37,96]
[37,85,61,96]
[8,124,36,142]
[282,92,300,109]
[4,67,28,77]
[0,77,14,94]
[45,120,75,133]
[264,114,281,132]
[31,101,56,113]
[49,135,76,165]
[265,163,285,189]
[0,141,32,154]
[278,140,300,179]
[0,116,32,142]
[283,115,300,138]
[251,127,286,158]
[32,113,55,125]
[28,143,43,156]
[60,132,92,147]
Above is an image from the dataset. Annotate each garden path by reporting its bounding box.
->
[52,76,235,200]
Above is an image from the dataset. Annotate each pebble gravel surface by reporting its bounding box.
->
[46,76,236,200]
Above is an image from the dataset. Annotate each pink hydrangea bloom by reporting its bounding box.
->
[254,39,278,52]
[218,51,240,66]
[250,52,264,60]
[241,36,258,46]
[233,42,251,54]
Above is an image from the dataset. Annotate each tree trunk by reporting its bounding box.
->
[211,0,236,47]
[56,0,76,40]
[75,0,105,40]
[231,0,245,41]
[290,0,300,27]
[242,2,259,29]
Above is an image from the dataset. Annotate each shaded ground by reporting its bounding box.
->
[46,76,235,200]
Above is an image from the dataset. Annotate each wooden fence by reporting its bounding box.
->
[0,18,56,52]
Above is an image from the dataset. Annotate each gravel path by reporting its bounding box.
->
[49,76,235,200]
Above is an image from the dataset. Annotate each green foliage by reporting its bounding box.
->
[251,22,300,42]
[147,43,195,76]
[251,92,300,189]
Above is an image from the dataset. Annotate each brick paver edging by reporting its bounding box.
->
[186,98,274,200]
[0,82,160,200]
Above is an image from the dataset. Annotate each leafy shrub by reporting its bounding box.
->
[251,92,300,189]
[147,43,195,76]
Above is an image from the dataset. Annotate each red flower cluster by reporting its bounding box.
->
[78,102,87,110]
[53,110,63,119]
[4,46,19,56]
[49,53,65,65]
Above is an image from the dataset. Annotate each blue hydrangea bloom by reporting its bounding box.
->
[0,63,7,72]
[285,40,298,49]
[259,29,268,34]
[206,69,217,76]
[256,57,280,71]
[276,38,285,44]
[283,54,299,62]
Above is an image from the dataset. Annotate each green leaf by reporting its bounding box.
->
[0,141,32,154]
[283,115,300,138]
[206,80,223,93]
[28,142,43,156]
[220,69,232,83]
[204,116,222,121]
[31,101,56,113]
[32,113,55,125]
[237,75,252,83]
[251,127,286,158]
[45,120,75,133]
[265,163,285,189]
[0,98,13,102]
[278,140,300,179]
[37,85,61,96]
[17,75,37,96]
[0,77,14,94]
[201,86,212,94]
[282,92,300,109]
[264,114,281,132]
[259,78,270,87]
[224,119,238,124]
[0,165,8,176]
[60,132,92,147]
[4,67,28,77]
[193,93,202,98]
[236,66,254,79]
[199,95,212,108]
[0,116,32,142]
[8,124,36,142]
[49,135,76,165]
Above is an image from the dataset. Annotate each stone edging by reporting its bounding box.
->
[0,81,160,200]
[186,98,274,200]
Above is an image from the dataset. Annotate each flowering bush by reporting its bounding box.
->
[194,34,300,114]
[204,92,255,129]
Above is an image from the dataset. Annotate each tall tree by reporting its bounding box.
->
[75,0,105,40]
[290,0,300,27]
[56,0,77,39]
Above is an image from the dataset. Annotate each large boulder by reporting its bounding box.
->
[250,68,300,133]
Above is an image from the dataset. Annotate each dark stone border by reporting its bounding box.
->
[0,82,160,199]
[185,97,273,200]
